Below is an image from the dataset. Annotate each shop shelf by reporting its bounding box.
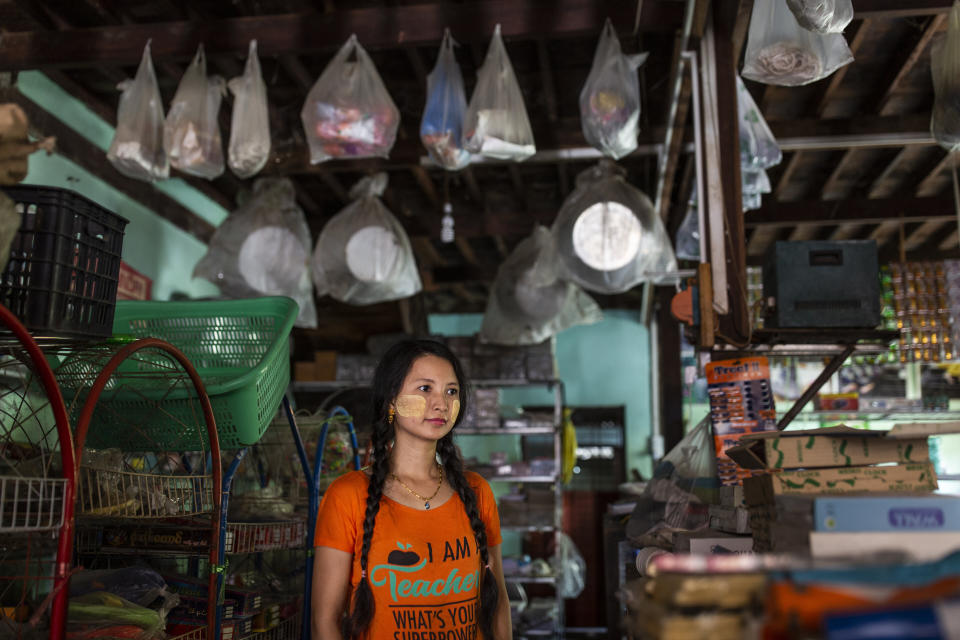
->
[224,519,307,554]
[77,465,214,518]
[168,627,206,640]
[502,524,556,532]
[0,475,66,532]
[505,575,556,584]
[486,475,558,483]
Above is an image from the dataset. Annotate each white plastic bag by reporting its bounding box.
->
[480,226,602,346]
[421,30,470,170]
[193,178,317,328]
[164,45,226,179]
[312,174,421,305]
[301,35,400,163]
[554,533,586,599]
[464,25,536,161]
[741,0,853,86]
[786,0,853,34]
[552,160,677,294]
[932,2,960,152]
[579,19,649,159]
[228,40,270,179]
[737,76,781,170]
[107,41,169,182]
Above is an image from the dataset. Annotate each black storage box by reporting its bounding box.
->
[762,240,881,328]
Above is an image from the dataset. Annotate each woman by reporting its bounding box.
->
[312,339,512,639]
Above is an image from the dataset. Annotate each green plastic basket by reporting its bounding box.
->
[79,297,298,450]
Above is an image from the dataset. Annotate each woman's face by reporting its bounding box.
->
[391,354,461,442]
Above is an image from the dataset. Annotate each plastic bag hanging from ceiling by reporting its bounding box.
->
[932,2,960,152]
[300,35,400,163]
[579,19,649,160]
[741,0,853,86]
[107,41,169,182]
[312,173,422,305]
[786,0,853,34]
[227,40,271,179]
[552,160,677,294]
[421,29,471,170]
[737,76,781,170]
[192,178,317,328]
[164,45,226,179]
[480,226,602,346]
[464,25,536,161]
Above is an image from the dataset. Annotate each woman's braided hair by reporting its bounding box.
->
[341,339,499,639]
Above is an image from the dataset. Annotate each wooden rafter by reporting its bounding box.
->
[820,149,862,200]
[774,151,803,201]
[915,151,955,197]
[812,19,872,117]
[853,0,953,19]
[876,13,946,116]
[746,195,954,228]
[867,146,914,198]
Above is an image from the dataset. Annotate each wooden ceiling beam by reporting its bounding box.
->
[773,151,803,201]
[876,14,946,116]
[915,151,955,197]
[820,149,860,200]
[746,195,955,228]
[0,1,685,70]
[867,146,914,199]
[853,0,953,19]
[536,38,559,124]
[812,19,871,117]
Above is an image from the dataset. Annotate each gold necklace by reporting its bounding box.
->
[391,463,443,510]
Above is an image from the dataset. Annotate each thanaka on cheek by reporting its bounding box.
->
[395,395,426,418]
[450,399,460,424]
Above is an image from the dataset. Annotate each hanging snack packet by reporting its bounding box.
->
[193,178,317,328]
[228,40,271,179]
[932,2,960,152]
[421,29,470,170]
[786,0,853,34]
[164,45,226,179]
[301,35,400,163]
[579,20,649,160]
[741,0,853,86]
[312,173,421,305]
[464,25,536,161]
[107,41,169,182]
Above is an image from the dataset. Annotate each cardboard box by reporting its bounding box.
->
[743,462,938,504]
[726,425,929,470]
[812,495,960,532]
[809,531,960,562]
[294,361,315,381]
[314,350,337,381]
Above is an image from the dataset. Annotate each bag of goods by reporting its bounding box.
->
[580,19,649,159]
[481,226,602,346]
[552,160,676,294]
[786,0,853,34]
[193,178,317,327]
[312,173,421,305]
[932,1,960,152]
[301,35,400,163]
[421,29,471,170]
[107,41,169,182]
[741,0,853,86]
[464,24,536,161]
[227,40,271,179]
[164,45,226,179]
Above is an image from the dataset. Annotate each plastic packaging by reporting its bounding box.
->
[107,41,169,182]
[67,592,169,639]
[555,532,587,599]
[301,35,400,163]
[675,193,701,261]
[421,30,470,170]
[312,173,421,305]
[480,226,602,345]
[737,76,781,170]
[164,45,226,179]
[741,0,854,86]
[786,0,853,34]
[192,178,317,327]
[69,567,168,608]
[227,40,270,179]
[464,25,536,161]
[932,2,960,152]
[580,19,649,159]
[552,160,677,294]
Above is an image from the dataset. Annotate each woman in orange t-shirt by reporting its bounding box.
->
[312,339,511,639]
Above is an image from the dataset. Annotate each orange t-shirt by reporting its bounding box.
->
[314,470,502,640]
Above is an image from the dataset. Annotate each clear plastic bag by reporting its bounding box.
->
[301,35,400,163]
[228,40,270,179]
[192,178,317,327]
[737,76,781,170]
[480,226,602,345]
[464,24,536,161]
[107,41,169,182]
[675,193,700,261]
[67,591,171,640]
[580,19,649,159]
[741,0,854,86]
[554,532,586,599]
[932,3,960,152]
[421,29,470,170]
[786,0,853,34]
[164,45,226,179]
[552,160,677,294]
[312,173,422,305]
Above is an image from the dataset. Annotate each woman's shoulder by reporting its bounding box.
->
[325,469,370,497]
[463,470,492,493]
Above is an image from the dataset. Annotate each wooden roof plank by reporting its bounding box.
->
[876,13,946,116]
[813,19,872,117]
[747,195,955,227]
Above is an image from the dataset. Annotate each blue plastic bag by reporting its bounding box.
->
[420,30,470,170]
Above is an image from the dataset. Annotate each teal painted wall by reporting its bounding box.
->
[430,310,653,478]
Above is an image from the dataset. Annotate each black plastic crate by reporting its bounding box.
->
[0,185,129,339]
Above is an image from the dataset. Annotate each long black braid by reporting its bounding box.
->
[342,339,498,639]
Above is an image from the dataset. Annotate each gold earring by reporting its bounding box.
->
[388,406,395,424]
